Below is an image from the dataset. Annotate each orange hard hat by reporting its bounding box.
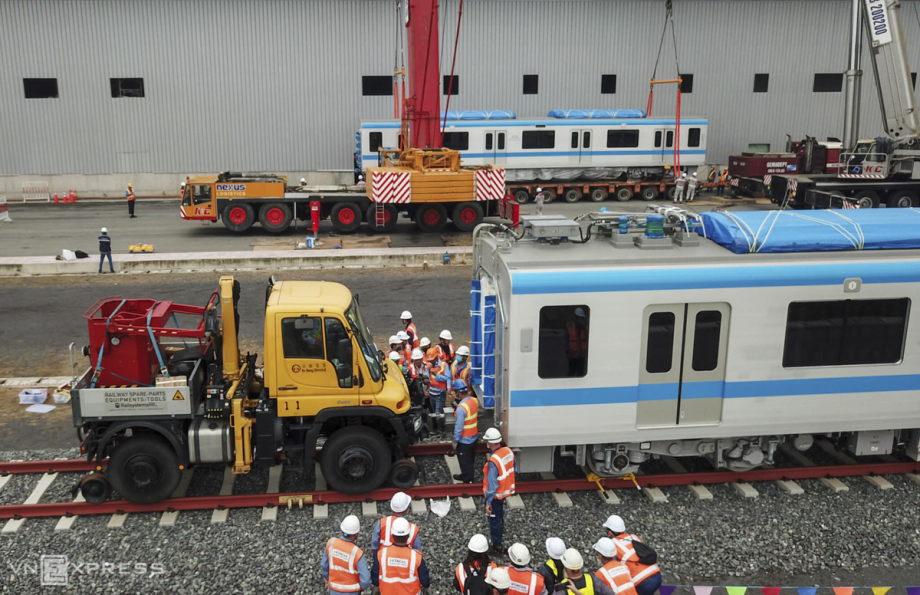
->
[425,347,439,362]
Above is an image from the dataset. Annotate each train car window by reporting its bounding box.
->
[571,132,578,149]
[688,128,701,148]
[522,130,556,150]
[654,131,662,148]
[607,130,639,148]
[442,132,469,151]
[538,306,589,379]
[498,133,505,150]
[646,312,675,373]
[666,131,674,147]
[691,310,722,371]
[486,133,493,151]
[783,298,909,367]
[369,132,383,153]
[583,131,591,148]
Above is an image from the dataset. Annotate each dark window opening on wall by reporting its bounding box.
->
[813,73,843,93]
[912,73,917,89]
[753,73,769,93]
[538,305,589,379]
[111,78,145,98]
[680,74,694,93]
[24,78,58,99]
[368,132,383,153]
[523,74,539,95]
[362,76,393,96]
[443,75,459,95]
[601,74,617,94]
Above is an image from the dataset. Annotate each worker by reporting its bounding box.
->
[564,308,588,377]
[484,567,513,595]
[686,172,700,202]
[397,331,412,363]
[322,515,372,595]
[438,330,456,364]
[707,165,717,190]
[453,534,496,594]
[426,348,450,432]
[408,348,426,407]
[503,543,547,595]
[97,227,115,274]
[593,538,638,595]
[126,182,137,218]
[482,427,515,554]
[534,187,545,216]
[603,515,661,595]
[388,351,406,376]
[401,311,420,349]
[537,538,567,590]
[373,517,430,595]
[300,177,308,188]
[452,379,478,483]
[419,337,431,353]
[718,167,729,196]
[388,335,402,360]
[450,345,473,388]
[673,173,686,203]
[558,549,615,595]
[372,492,422,561]
[357,174,366,188]
[179,181,186,199]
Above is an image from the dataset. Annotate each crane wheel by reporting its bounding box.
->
[886,191,918,208]
[366,204,398,232]
[221,203,255,232]
[330,203,362,233]
[320,426,391,494]
[451,202,483,232]
[416,204,448,232]
[106,435,181,504]
[259,203,293,233]
[853,190,880,209]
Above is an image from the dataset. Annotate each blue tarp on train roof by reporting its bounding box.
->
[441,111,517,120]
[547,109,646,119]
[697,209,920,254]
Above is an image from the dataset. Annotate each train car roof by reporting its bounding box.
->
[360,118,707,129]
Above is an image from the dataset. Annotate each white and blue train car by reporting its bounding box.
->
[358,111,707,183]
[470,209,920,476]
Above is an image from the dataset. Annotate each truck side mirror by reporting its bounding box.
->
[336,338,353,381]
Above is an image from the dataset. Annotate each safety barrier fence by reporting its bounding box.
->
[0,197,10,222]
[22,181,50,202]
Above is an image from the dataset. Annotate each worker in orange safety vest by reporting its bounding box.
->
[718,167,729,196]
[603,515,661,595]
[373,517,430,595]
[126,182,137,218]
[322,515,372,595]
[401,311,420,349]
[449,346,473,398]
[501,543,547,595]
[592,538,638,595]
[482,427,515,555]
[451,379,478,483]
[426,348,450,432]
[372,492,422,562]
[453,533,497,594]
[437,329,455,364]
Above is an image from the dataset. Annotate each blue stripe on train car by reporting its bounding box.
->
[362,149,707,162]
[362,119,709,128]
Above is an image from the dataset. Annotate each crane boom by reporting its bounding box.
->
[405,0,443,149]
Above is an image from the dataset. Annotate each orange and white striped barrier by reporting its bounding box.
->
[0,197,11,222]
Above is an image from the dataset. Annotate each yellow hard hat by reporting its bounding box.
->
[128,183,133,187]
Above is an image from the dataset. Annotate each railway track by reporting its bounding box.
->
[2,441,919,527]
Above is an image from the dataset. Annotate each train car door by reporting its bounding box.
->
[484,130,508,165]
[636,302,730,428]
[653,128,675,164]
[568,130,593,165]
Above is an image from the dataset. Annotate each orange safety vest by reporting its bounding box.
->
[483,446,516,500]
[407,362,420,381]
[719,171,728,183]
[378,545,423,595]
[379,516,420,549]
[429,362,448,390]
[405,323,419,349]
[326,537,364,593]
[451,361,471,384]
[506,566,545,595]
[613,534,661,585]
[595,560,638,595]
[437,343,455,363]
[126,189,136,202]
[455,560,496,592]
[565,321,587,357]
[457,397,478,439]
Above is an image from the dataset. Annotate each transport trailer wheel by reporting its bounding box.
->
[259,203,293,233]
[79,471,111,504]
[366,203,398,232]
[513,190,530,204]
[563,189,582,203]
[106,435,181,504]
[887,190,918,208]
[616,187,634,202]
[389,458,420,489]
[641,186,659,201]
[321,426,392,494]
[451,202,483,232]
[541,189,555,203]
[853,190,880,209]
[330,202,362,233]
[590,188,607,202]
[666,186,677,201]
[221,203,255,232]
[416,204,448,232]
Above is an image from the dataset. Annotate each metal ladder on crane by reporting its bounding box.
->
[375,200,386,228]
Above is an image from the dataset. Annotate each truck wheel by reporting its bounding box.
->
[320,426,392,494]
[389,458,420,489]
[641,187,659,201]
[541,189,555,203]
[513,190,529,204]
[853,190,880,209]
[616,187,634,202]
[666,187,677,201]
[886,191,918,208]
[590,188,607,202]
[366,204,398,232]
[416,204,448,232]
[331,202,362,233]
[106,435,181,504]
[222,203,255,232]
[563,189,582,203]
[452,202,483,232]
[259,203,293,233]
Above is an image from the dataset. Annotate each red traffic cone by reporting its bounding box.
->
[68,190,75,203]
[53,193,59,204]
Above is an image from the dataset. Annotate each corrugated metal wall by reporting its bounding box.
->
[1,0,919,175]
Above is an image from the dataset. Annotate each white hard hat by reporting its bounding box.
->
[391,517,411,537]
[411,349,424,360]
[420,337,431,348]
[536,187,543,192]
[456,346,470,357]
[388,352,401,361]
[692,172,697,177]
[389,335,399,345]
[180,182,186,187]
[390,491,411,513]
[468,534,489,553]
[401,310,413,319]
[484,567,512,590]
[574,307,586,318]
[340,515,360,535]
[546,537,566,559]
[100,227,108,233]
[593,537,618,559]
[439,330,453,340]
[561,548,584,571]
[300,177,307,184]
[483,427,502,444]
[396,331,410,341]
[603,514,626,533]
[507,543,531,566]
[681,173,687,178]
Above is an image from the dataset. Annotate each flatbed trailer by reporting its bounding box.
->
[770,174,920,209]
[506,178,684,204]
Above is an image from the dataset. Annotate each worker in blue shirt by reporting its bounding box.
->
[322,515,372,595]
[452,379,479,483]
[98,227,114,274]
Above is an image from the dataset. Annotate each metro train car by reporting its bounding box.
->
[357,111,708,182]
[469,208,920,477]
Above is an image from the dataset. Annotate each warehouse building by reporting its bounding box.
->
[1,0,919,196]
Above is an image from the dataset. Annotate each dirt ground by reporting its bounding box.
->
[0,387,76,450]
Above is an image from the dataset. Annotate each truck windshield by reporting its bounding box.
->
[345,300,382,382]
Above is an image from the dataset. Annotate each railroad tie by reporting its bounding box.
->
[540,473,573,508]
[159,469,195,527]
[211,467,237,524]
[443,454,476,511]
[261,465,284,522]
[311,463,329,520]
[54,492,86,531]
[732,482,759,499]
[661,457,712,500]
[407,457,427,515]
[2,468,57,534]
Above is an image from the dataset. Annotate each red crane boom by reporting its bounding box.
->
[405,0,442,149]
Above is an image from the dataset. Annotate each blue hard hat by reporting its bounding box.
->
[453,379,468,391]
